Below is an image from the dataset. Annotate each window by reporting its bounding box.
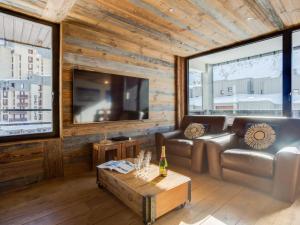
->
[188,66,202,113]
[3,114,8,121]
[0,9,59,140]
[188,36,284,121]
[292,30,300,117]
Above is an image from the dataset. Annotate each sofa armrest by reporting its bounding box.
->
[205,133,237,179]
[273,147,300,202]
[155,130,182,160]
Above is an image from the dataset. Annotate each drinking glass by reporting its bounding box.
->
[146,151,152,162]
[143,151,152,176]
[134,158,142,177]
[138,150,145,162]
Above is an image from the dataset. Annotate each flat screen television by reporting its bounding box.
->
[73,69,149,123]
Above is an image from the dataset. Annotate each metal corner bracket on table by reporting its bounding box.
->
[143,195,156,225]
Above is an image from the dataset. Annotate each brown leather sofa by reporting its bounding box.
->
[155,115,228,173]
[206,117,300,202]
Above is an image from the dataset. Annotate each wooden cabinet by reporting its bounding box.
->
[121,139,140,158]
[92,140,140,169]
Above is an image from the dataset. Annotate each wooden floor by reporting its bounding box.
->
[0,167,300,225]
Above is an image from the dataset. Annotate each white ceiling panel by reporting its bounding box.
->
[0,12,52,49]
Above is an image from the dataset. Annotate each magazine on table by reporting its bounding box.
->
[97,160,135,174]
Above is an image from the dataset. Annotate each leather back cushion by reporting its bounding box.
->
[181,116,226,134]
[232,117,300,152]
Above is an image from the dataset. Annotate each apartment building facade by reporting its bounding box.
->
[0,40,52,136]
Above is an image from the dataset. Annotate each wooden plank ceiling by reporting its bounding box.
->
[1,0,300,56]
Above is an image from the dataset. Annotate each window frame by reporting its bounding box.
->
[0,7,60,142]
[186,27,300,118]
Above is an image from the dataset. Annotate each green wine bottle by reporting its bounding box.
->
[159,146,168,177]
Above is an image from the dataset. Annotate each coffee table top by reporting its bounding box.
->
[98,161,191,196]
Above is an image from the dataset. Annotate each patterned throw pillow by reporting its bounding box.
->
[244,123,276,150]
[184,123,205,139]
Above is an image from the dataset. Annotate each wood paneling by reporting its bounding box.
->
[61,21,175,174]
[0,138,63,192]
[44,139,64,179]
[175,56,186,128]
[2,0,300,56]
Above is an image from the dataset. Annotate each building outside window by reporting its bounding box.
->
[0,10,58,139]
[188,36,284,122]
[3,114,8,121]
[188,68,202,113]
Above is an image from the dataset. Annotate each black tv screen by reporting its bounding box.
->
[73,69,149,123]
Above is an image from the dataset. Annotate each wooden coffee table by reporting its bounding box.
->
[96,161,191,225]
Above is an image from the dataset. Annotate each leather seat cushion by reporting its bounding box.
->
[221,149,275,178]
[165,139,193,158]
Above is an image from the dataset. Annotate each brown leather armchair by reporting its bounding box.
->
[155,115,228,173]
[206,117,300,202]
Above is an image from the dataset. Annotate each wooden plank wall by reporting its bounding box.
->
[61,21,176,175]
[0,138,63,192]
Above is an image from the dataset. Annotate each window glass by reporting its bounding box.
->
[188,36,283,122]
[188,65,202,113]
[0,12,53,137]
[292,30,300,117]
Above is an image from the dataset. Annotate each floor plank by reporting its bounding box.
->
[0,168,298,225]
